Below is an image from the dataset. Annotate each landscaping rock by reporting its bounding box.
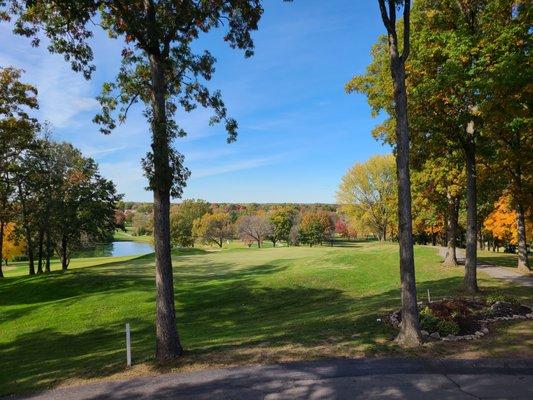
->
[445,334,457,341]
[421,330,429,337]
[430,332,440,339]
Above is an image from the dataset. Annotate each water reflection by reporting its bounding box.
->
[73,241,154,258]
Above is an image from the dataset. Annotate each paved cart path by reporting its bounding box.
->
[12,358,533,400]
[438,247,533,287]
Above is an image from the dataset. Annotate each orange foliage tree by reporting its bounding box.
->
[1,223,25,264]
[484,195,532,246]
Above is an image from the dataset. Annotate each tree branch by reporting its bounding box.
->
[401,0,411,62]
[378,0,393,34]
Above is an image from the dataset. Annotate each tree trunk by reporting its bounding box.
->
[390,53,421,347]
[443,194,458,266]
[61,235,69,270]
[516,201,530,271]
[37,229,44,274]
[17,182,35,275]
[45,229,51,273]
[464,143,478,293]
[149,49,183,362]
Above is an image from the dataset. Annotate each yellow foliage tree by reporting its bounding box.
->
[483,196,532,246]
[2,223,26,263]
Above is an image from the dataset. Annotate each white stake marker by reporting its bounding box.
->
[427,289,431,303]
[126,323,132,367]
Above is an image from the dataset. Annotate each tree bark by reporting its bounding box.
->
[17,182,35,275]
[61,235,69,270]
[149,48,183,362]
[516,201,530,271]
[45,228,51,273]
[463,143,478,293]
[443,194,458,266]
[391,58,421,347]
[378,0,421,347]
[37,229,44,274]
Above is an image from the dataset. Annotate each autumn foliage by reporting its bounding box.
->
[484,195,532,245]
[1,223,25,263]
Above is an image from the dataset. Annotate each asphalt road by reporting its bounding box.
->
[14,358,533,400]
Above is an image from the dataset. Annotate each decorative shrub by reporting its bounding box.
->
[419,307,440,332]
[437,319,460,336]
[486,292,518,306]
[453,314,481,335]
[428,299,469,318]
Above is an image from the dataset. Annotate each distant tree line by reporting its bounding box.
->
[157,200,336,249]
[0,67,121,277]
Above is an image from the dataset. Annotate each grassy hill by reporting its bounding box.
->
[0,242,531,396]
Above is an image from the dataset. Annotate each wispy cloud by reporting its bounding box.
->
[35,58,99,128]
[0,25,99,128]
[191,153,292,179]
[79,144,129,158]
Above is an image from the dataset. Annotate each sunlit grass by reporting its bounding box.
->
[0,241,530,396]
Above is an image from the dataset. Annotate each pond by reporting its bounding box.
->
[73,241,154,258]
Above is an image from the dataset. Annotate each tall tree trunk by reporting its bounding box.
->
[516,201,530,271]
[0,221,4,278]
[464,143,478,293]
[61,235,69,270]
[443,194,458,266]
[37,229,44,274]
[378,0,421,347]
[149,48,183,362]
[45,229,51,273]
[392,59,421,346]
[17,182,35,275]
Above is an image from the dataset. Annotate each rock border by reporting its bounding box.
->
[387,306,533,342]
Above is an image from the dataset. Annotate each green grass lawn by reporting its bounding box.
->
[113,227,153,243]
[0,242,531,396]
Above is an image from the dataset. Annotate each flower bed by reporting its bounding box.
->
[387,294,532,342]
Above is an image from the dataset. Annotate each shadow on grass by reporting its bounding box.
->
[478,255,518,269]
[1,257,531,397]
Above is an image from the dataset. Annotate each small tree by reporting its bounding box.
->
[268,205,296,246]
[132,212,154,236]
[237,215,272,248]
[170,199,210,247]
[298,211,333,247]
[193,213,233,248]
[337,154,397,241]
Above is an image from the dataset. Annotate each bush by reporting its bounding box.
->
[453,314,481,335]
[486,292,518,306]
[437,319,460,336]
[419,306,440,333]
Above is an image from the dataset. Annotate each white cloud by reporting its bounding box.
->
[35,57,99,127]
[192,154,288,179]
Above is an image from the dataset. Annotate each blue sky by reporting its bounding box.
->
[0,0,390,203]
